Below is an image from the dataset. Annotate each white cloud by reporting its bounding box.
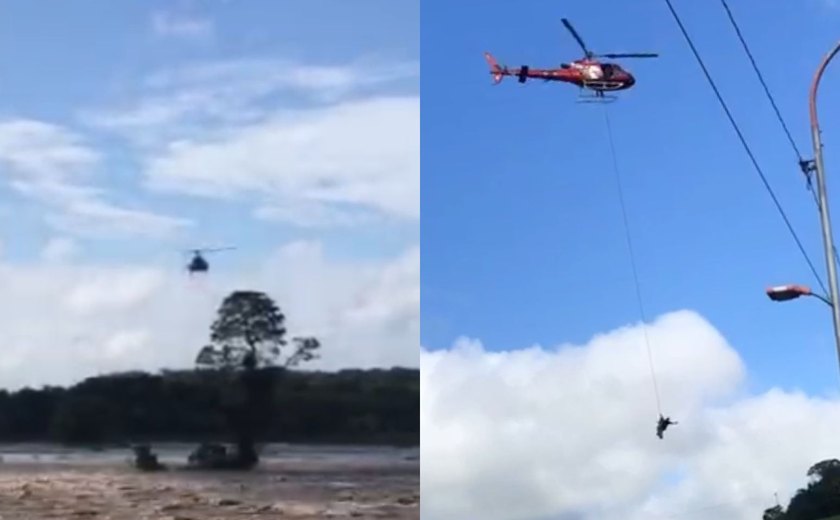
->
[144,58,417,93]
[151,10,214,39]
[41,237,80,263]
[11,180,102,203]
[253,200,379,228]
[0,119,192,239]
[341,245,419,330]
[144,96,419,221]
[45,197,192,240]
[74,56,418,229]
[10,178,191,240]
[63,268,165,315]
[102,329,150,361]
[0,120,100,181]
[421,311,839,520]
[0,240,418,390]
[81,58,419,144]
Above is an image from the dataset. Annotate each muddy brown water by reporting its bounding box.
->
[0,445,419,519]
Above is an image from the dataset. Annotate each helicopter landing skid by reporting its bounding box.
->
[577,79,623,103]
[576,91,617,104]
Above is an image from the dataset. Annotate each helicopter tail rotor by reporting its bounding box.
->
[484,52,508,84]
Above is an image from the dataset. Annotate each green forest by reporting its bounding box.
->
[0,290,419,451]
[0,366,419,446]
[763,459,840,520]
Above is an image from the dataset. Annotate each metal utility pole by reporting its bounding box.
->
[808,40,840,373]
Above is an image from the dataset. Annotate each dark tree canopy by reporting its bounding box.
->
[196,291,320,370]
[806,459,840,482]
[0,367,418,446]
[764,458,840,520]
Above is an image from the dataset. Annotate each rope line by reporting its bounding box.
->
[602,107,663,416]
[662,0,829,298]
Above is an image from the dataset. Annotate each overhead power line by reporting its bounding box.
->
[718,0,817,200]
[719,0,804,162]
[719,0,840,273]
[662,0,829,297]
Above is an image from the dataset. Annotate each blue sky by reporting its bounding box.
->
[421,0,840,396]
[0,0,419,389]
[0,0,418,266]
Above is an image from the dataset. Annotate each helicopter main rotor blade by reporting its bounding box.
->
[598,52,659,59]
[184,246,236,254]
[561,18,591,57]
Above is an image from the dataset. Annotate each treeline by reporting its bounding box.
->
[0,367,419,446]
[763,459,840,520]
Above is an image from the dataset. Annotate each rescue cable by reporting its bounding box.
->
[601,106,664,418]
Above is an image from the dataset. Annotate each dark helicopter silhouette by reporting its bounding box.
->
[186,247,235,275]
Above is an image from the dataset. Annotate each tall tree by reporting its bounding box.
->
[196,290,320,370]
[194,290,320,468]
[772,458,840,520]
[762,505,785,520]
[806,459,840,483]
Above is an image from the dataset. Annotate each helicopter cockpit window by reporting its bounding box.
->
[601,63,615,79]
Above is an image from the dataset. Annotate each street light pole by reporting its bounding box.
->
[809,40,840,373]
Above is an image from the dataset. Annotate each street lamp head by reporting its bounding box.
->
[766,284,813,302]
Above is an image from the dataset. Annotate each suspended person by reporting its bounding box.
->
[656,414,677,439]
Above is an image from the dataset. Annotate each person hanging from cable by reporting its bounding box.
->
[656,414,677,439]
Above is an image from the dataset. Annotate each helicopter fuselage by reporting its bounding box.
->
[494,58,636,92]
[188,255,209,273]
[483,17,655,97]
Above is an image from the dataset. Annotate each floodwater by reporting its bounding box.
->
[0,442,418,466]
[0,443,419,519]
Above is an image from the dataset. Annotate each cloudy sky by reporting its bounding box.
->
[0,0,418,390]
[421,0,840,519]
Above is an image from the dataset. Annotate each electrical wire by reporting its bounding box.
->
[602,107,663,417]
[720,0,803,162]
[719,0,840,275]
[662,0,829,297]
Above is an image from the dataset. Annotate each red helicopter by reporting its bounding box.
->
[484,18,658,102]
